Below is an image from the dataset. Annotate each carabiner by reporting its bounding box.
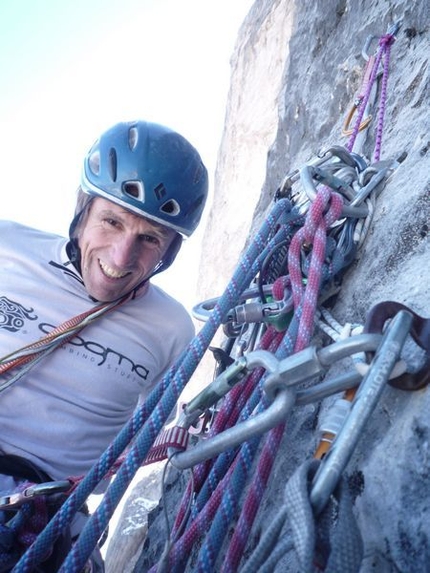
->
[364,301,430,391]
[191,284,275,323]
[361,34,379,61]
[0,480,71,510]
[168,389,296,470]
[310,309,413,515]
[300,164,369,218]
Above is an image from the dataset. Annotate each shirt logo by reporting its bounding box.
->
[0,296,38,332]
[40,322,150,381]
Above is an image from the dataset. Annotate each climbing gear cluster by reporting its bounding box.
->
[2,19,427,573]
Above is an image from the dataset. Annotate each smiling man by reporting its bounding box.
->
[0,120,208,570]
[77,198,177,302]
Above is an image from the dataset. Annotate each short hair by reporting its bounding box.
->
[70,187,94,239]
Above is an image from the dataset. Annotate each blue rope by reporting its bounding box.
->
[174,214,300,532]
[193,384,264,515]
[59,199,291,573]
[197,438,259,573]
[195,240,342,570]
[167,366,273,572]
[12,199,290,573]
[194,312,300,571]
[166,215,304,570]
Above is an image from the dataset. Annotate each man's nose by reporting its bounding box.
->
[111,235,140,268]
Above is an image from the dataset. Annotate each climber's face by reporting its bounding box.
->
[78,198,175,301]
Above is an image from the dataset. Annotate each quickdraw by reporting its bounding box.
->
[167,332,383,469]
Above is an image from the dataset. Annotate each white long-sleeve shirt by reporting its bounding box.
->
[0,221,194,480]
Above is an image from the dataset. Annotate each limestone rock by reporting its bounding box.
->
[110,0,430,570]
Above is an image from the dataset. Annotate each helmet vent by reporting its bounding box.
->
[160,199,180,216]
[88,150,101,175]
[108,148,117,182]
[128,126,138,150]
[123,180,144,201]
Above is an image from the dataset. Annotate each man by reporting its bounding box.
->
[0,120,208,568]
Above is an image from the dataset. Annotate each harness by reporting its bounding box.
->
[3,19,428,573]
[0,456,73,573]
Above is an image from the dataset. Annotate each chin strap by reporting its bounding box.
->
[66,238,82,274]
[150,233,183,277]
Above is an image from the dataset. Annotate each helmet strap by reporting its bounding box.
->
[67,197,94,274]
[150,233,183,277]
[129,233,183,296]
[66,238,82,274]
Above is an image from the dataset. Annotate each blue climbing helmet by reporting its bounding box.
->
[81,120,208,237]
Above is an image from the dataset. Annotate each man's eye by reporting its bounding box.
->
[141,234,159,245]
[104,218,119,227]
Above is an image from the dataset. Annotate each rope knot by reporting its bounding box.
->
[303,188,343,242]
[379,33,396,47]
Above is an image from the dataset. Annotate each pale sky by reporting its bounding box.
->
[0,0,254,310]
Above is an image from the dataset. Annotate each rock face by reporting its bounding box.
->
[112,0,429,571]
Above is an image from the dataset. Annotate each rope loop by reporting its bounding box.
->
[289,188,343,310]
[379,33,396,48]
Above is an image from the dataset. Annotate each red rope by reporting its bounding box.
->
[0,298,128,376]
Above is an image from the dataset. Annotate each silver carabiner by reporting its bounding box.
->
[300,164,369,219]
[361,20,401,61]
[310,309,413,515]
[0,480,71,510]
[168,388,296,470]
[191,284,275,323]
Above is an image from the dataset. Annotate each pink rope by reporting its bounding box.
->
[288,188,343,352]
[221,188,342,569]
[170,327,283,541]
[222,423,285,573]
[346,33,395,158]
[158,461,238,571]
[373,34,395,161]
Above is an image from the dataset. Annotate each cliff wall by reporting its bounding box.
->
[111,1,429,570]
